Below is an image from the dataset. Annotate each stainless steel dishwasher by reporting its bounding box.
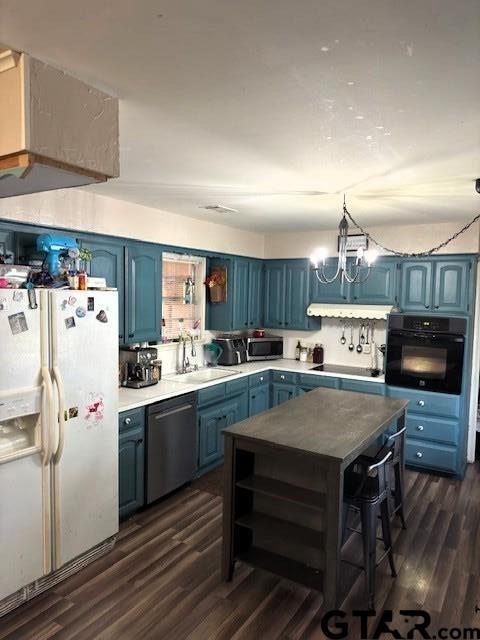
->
[146,392,197,504]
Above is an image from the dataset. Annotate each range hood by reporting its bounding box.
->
[0,50,119,198]
[307,303,393,320]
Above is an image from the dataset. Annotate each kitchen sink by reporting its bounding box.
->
[165,368,240,384]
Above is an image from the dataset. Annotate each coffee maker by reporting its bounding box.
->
[119,346,161,388]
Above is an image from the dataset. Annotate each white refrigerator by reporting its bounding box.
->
[0,288,118,613]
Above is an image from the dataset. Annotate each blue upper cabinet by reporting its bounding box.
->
[264,261,286,328]
[310,259,348,303]
[206,257,264,331]
[352,259,398,305]
[232,258,250,329]
[400,261,433,311]
[80,238,125,342]
[285,260,311,330]
[125,243,162,343]
[400,259,471,314]
[248,260,264,328]
[433,260,470,314]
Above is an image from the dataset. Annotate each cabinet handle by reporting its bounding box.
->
[128,333,134,338]
[136,438,143,446]
[280,375,285,380]
[285,322,289,326]
[124,417,132,425]
[424,305,429,309]
[252,395,256,399]
[417,425,424,431]
[260,376,264,381]
[244,322,248,326]
[417,400,425,407]
[416,451,423,458]
[434,305,439,309]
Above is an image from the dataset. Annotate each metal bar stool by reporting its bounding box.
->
[342,448,397,610]
[359,426,407,529]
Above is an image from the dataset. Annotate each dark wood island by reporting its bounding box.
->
[221,386,408,609]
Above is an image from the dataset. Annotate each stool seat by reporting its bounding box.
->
[344,469,382,502]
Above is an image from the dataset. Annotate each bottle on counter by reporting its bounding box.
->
[295,340,301,361]
[299,346,308,363]
[306,345,313,363]
[78,272,87,291]
[313,343,324,365]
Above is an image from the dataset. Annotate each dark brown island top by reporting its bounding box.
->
[221,387,408,609]
[223,387,408,468]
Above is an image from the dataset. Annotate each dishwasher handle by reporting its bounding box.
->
[152,404,194,421]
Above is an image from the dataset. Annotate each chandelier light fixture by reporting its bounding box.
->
[311,190,480,285]
[310,197,378,285]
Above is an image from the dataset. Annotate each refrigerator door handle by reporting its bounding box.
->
[52,365,66,464]
[41,366,54,466]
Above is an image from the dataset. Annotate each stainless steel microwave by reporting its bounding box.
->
[246,335,283,361]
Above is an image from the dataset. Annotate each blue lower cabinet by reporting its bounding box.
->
[249,384,270,416]
[387,386,460,419]
[405,439,457,474]
[340,379,385,395]
[406,414,459,446]
[271,382,297,406]
[198,390,248,471]
[298,374,340,390]
[118,409,145,519]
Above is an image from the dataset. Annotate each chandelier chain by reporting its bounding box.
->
[343,203,480,258]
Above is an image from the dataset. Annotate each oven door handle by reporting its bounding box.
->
[389,330,464,342]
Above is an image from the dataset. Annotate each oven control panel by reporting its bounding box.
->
[403,316,449,332]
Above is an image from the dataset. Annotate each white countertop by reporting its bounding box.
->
[118,359,385,412]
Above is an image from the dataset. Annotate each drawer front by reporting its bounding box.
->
[298,373,340,389]
[272,370,298,385]
[198,382,226,406]
[406,438,457,473]
[225,377,248,396]
[340,379,385,396]
[387,387,460,418]
[249,372,269,388]
[119,407,145,433]
[406,414,459,446]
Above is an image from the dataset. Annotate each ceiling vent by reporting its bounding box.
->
[0,50,119,198]
[201,205,239,214]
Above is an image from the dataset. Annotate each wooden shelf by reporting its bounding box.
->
[235,511,323,552]
[238,546,323,591]
[236,474,325,511]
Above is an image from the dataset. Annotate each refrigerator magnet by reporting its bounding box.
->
[68,296,77,306]
[12,291,24,302]
[0,298,7,311]
[87,297,95,311]
[96,310,108,323]
[68,407,79,419]
[8,312,28,335]
[65,316,76,329]
[61,299,68,311]
[75,306,86,319]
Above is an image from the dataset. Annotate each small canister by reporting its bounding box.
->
[299,346,308,362]
[313,343,324,364]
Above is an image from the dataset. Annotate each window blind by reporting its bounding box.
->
[162,257,203,340]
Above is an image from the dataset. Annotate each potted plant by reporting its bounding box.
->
[204,268,227,303]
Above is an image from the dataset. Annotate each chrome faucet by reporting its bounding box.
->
[177,332,198,374]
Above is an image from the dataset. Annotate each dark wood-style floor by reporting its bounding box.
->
[2,464,480,639]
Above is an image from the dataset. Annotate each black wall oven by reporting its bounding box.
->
[385,315,466,395]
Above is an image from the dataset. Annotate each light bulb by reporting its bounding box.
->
[364,249,378,266]
[310,248,328,267]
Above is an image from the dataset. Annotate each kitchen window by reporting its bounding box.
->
[162,252,206,342]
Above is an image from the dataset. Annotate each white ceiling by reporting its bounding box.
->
[1,0,479,231]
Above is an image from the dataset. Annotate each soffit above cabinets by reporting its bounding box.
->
[0,50,119,199]
[307,303,393,320]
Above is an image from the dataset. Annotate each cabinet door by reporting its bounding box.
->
[205,257,233,331]
[232,259,250,330]
[264,262,286,328]
[310,260,349,303]
[285,260,310,330]
[198,406,223,468]
[271,383,297,406]
[119,427,145,519]
[352,260,398,304]
[82,239,125,343]
[249,384,270,416]
[125,244,162,343]
[248,261,264,328]
[400,261,433,311]
[433,261,470,314]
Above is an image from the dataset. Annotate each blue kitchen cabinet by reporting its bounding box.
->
[400,261,434,311]
[310,260,348,303]
[248,260,264,328]
[232,258,250,329]
[352,260,398,305]
[125,243,162,343]
[264,261,285,329]
[271,382,297,406]
[433,260,470,314]
[198,404,225,469]
[340,378,385,395]
[119,409,145,519]
[81,238,125,342]
[264,260,318,330]
[249,384,270,416]
[207,258,264,331]
[285,260,311,330]
[297,373,340,392]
